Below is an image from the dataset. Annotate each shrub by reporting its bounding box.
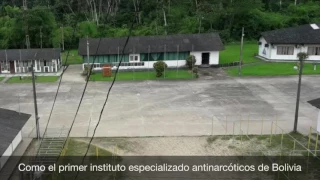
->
[82,64,95,76]
[153,61,168,77]
[192,67,199,78]
[192,67,198,74]
[186,55,196,69]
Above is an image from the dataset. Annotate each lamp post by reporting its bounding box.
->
[293,52,308,132]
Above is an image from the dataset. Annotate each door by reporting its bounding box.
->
[201,53,210,65]
[10,61,15,74]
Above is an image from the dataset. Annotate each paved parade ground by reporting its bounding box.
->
[0,66,319,138]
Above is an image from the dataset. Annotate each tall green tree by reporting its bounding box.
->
[14,6,57,48]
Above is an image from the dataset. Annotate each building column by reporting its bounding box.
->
[34,60,37,72]
[14,60,17,73]
[55,60,58,72]
[39,60,42,72]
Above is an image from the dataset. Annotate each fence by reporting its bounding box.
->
[213,114,320,157]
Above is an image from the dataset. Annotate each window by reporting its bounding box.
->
[277,46,294,55]
[93,64,101,68]
[265,44,269,48]
[308,47,320,55]
[129,54,140,62]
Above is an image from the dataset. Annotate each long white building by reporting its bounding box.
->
[0,48,62,74]
[258,23,320,62]
[78,33,225,70]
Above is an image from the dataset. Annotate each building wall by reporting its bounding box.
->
[0,131,22,170]
[12,131,22,150]
[83,50,220,70]
[83,52,190,64]
[269,45,302,60]
[1,59,61,74]
[259,37,271,59]
[259,36,320,61]
[269,45,320,61]
[190,51,220,65]
[84,60,187,71]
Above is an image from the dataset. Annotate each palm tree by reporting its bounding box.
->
[293,52,308,132]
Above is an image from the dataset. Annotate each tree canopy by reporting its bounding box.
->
[1,0,320,49]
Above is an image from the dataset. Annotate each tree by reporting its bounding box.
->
[13,6,57,48]
[52,26,73,48]
[77,21,98,38]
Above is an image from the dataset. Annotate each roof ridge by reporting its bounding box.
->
[81,33,219,40]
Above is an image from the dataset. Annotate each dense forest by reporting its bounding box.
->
[1,0,320,49]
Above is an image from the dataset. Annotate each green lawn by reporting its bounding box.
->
[220,41,260,64]
[6,76,60,83]
[226,62,320,76]
[62,49,83,65]
[0,77,4,82]
[89,70,195,81]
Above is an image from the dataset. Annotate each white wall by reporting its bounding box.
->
[269,44,302,60]
[0,144,12,170]
[84,51,221,71]
[317,111,320,133]
[270,45,320,61]
[0,131,22,170]
[84,60,187,71]
[12,131,22,150]
[259,36,320,61]
[209,51,220,65]
[190,51,220,65]
[259,37,271,59]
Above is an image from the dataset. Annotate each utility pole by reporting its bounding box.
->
[238,27,244,76]
[198,16,204,34]
[24,0,40,140]
[61,26,64,51]
[40,27,43,49]
[87,36,90,66]
[293,58,304,132]
[199,17,202,34]
[31,55,40,140]
[295,0,297,6]
[86,36,90,79]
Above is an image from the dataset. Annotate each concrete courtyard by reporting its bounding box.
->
[0,67,319,138]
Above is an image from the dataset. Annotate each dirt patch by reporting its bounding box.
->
[24,133,312,157]
[73,136,274,156]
